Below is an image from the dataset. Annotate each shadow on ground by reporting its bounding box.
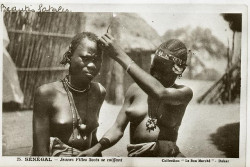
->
[210,122,239,158]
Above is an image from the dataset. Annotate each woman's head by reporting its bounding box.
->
[150,39,187,86]
[61,32,103,81]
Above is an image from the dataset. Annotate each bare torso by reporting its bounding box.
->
[126,83,187,144]
[40,80,105,151]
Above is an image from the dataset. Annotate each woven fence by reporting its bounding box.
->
[4,12,86,108]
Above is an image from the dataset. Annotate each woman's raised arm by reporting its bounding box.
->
[99,34,192,105]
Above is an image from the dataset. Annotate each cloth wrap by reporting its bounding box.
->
[127,141,184,157]
[49,137,81,157]
[29,137,81,156]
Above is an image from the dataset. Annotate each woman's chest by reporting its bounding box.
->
[157,103,185,127]
[126,95,183,127]
[125,96,149,122]
[50,92,100,131]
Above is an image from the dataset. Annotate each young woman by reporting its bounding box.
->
[78,33,193,157]
[32,32,106,156]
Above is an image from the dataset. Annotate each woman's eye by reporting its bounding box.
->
[81,57,88,61]
[81,56,99,62]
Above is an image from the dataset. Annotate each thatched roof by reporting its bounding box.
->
[84,13,161,52]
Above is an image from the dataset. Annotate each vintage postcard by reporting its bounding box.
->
[0,1,248,167]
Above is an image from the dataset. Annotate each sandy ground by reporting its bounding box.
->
[2,79,240,157]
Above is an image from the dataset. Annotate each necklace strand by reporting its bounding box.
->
[65,76,90,93]
[62,78,89,155]
[62,79,76,155]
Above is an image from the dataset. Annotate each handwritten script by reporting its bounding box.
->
[1,4,71,12]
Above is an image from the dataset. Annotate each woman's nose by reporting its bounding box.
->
[86,61,96,69]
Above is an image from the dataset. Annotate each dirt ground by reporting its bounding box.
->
[2,79,241,157]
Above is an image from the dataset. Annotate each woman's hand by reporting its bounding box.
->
[99,33,126,60]
[77,144,101,157]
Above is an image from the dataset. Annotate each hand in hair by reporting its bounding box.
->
[99,33,126,61]
[77,145,101,157]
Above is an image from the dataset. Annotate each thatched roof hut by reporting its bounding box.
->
[84,13,161,52]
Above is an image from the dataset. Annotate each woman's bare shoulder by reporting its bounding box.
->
[91,82,106,100]
[92,82,106,93]
[175,84,193,102]
[90,82,105,92]
[35,81,63,98]
[176,84,193,93]
[33,81,63,113]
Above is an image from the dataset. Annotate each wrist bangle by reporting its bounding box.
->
[125,61,135,73]
[99,137,111,149]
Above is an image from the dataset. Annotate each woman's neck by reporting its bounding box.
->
[68,75,90,90]
[161,75,177,88]
[164,81,175,88]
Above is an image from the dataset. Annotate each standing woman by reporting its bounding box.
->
[78,33,193,157]
[32,32,106,156]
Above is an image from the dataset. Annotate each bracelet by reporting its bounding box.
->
[125,61,135,73]
[99,137,111,149]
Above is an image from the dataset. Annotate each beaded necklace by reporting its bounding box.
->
[65,75,90,93]
[62,77,89,155]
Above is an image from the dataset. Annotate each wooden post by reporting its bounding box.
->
[187,51,193,79]
[226,39,230,70]
[228,31,235,102]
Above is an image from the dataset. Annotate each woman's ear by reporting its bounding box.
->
[60,51,72,65]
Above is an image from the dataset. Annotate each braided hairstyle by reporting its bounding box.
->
[60,32,101,65]
[157,39,188,77]
[158,39,187,64]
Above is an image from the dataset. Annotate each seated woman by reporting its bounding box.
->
[78,33,193,157]
[32,32,106,156]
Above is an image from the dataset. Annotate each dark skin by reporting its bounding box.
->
[78,34,193,157]
[32,38,106,156]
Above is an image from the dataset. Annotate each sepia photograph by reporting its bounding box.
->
[0,2,248,167]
